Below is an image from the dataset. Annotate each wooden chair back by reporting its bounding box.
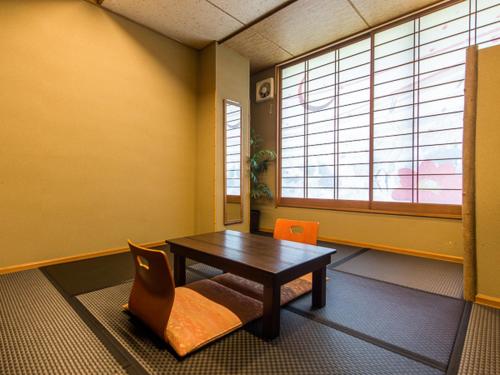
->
[273,218,319,245]
[128,240,175,339]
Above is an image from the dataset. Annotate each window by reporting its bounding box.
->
[225,102,242,199]
[278,0,500,217]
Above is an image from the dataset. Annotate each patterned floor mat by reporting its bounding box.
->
[0,269,124,375]
[335,250,463,298]
[77,280,443,375]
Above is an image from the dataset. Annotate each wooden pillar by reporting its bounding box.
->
[463,45,478,302]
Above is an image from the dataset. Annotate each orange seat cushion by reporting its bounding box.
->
[165,279,262,357]
[212,273,313,305]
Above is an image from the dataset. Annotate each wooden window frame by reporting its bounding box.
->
[226,195,241,204]
[274,0,494,219]
[223,99,243,225]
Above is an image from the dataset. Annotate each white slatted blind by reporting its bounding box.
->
[225,104,241,196]
[281,38,371,200]
[279,0,500,212]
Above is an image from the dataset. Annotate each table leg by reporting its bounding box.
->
[173,253,186,287]
[312,266,326,308]
[263,283,280,339]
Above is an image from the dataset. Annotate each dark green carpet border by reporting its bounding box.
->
[41,252,135,296]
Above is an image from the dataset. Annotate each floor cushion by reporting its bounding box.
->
[126,279,263,357]
[212,273,313,305]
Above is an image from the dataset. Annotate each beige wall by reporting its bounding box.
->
[195,44,217,234]
[215,45,250,232]
[251,68,463,257]
[476,45,500,299]
[194,43,250,234]
[0,0,199,268]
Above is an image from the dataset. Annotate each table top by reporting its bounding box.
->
[167,230,335,275]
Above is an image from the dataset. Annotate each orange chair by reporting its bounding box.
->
[212,219,320,305]
[126,241,262,357]
[127,240,175,341]
[273,218,319,245]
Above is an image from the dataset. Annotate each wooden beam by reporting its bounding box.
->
[462,45,478,302]
[218,0,299,44]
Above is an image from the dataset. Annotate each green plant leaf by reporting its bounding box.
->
[249,130,276,201]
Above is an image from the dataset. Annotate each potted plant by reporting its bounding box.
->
[249,129,276,233]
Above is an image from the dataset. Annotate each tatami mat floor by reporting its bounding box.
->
[334,250,464,299]
[458,304,500,375]
[0,238,498,375]
[78,281,443,375]
[0,270,124,375]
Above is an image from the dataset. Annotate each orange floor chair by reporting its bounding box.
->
[125,241,263,357]
[273,218,319,245]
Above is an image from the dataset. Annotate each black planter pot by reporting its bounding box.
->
[250,209,260,233]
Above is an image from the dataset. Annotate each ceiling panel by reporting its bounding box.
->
[351,0,439,26]
[251,0,368,56]
[99,0,452,73]
[102,0,243,49]
[224,29,293,72]
[207,0,291,24]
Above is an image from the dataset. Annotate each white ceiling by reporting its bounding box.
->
[97,0,446,72]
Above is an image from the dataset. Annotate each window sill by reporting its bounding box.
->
[277,198,462,220]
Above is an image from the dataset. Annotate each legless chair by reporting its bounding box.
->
[212,219,320,304]
[273,218,319,245]
[126,241,263,357]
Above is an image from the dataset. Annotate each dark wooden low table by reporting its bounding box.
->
[166,230,335,339]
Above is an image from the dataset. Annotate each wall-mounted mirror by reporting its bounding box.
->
[223,99,243,225]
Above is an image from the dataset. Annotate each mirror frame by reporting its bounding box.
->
[223,99,243,225]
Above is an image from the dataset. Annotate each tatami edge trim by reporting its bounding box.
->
[0,240,166,275]
[475,293,500,310]
[328,248,369,269]
[259,227,464,264]
[446,302,472,375]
